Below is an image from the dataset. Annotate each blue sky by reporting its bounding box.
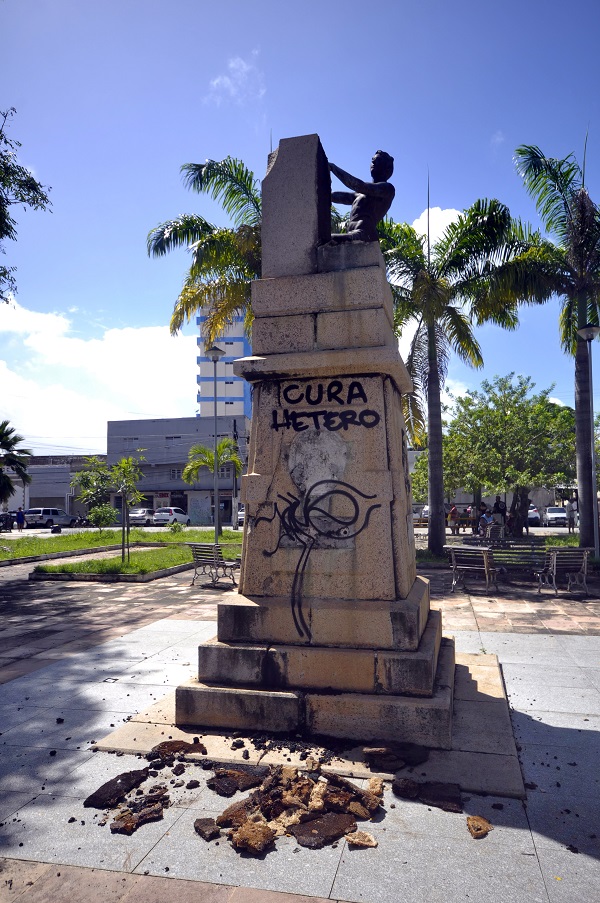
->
[2,0,600,453]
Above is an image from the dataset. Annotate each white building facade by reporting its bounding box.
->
[196,312,252,419]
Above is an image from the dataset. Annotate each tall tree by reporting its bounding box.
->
[382,201,547,555]
[444,374,576,535]
[183,438,243,535]
[147,158,261,344]
[1,109,51,302]
[0,420,32,504]
[515,145,600,548]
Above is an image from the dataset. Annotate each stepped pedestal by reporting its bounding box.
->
[175,134,454,749]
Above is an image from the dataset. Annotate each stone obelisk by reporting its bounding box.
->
[176,135,454,748]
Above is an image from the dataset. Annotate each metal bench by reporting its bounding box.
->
[444,545,498,592]
[187,543,238,587]
[534,547,592,595]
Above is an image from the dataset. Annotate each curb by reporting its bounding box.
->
[28,561,196,583]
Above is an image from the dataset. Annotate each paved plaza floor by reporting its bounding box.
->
[0,555,599,902]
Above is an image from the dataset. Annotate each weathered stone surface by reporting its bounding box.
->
[194,817,221,841]
[199,608,441,695]
[251,265,393,321]
[233,346,413,394]
[317,240,383,273]
[217,581,430,651]
[305,642,454,747]
[83,768,149,809]
[261,134,330,278]
[176,682,301,733]
[290,812,357,849]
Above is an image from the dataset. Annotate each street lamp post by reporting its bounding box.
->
[577,325,600,559]
[205,345,225,545]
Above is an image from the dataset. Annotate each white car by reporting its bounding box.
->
[543,506,567,527]
[128,507,155,526]
[153,507,191,526]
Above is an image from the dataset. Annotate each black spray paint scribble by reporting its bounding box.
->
[256,480,381,640]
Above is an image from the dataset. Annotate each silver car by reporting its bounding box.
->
[24,507,77,528]
[153,507,191,526]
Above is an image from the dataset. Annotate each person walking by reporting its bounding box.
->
[16,507,25,532]
[565,498,576,534]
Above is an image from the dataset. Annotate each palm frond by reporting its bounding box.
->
[169,275,252,339]
[514,145,581,240]
[439,307,483,368]
[146,215,215,257]
[181,158,261,228]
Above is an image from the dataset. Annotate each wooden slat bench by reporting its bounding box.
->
[444,545,498,592]
[187,543,238,588]
[534,547,592,595]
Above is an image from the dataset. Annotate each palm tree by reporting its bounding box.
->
[381,201,548,555]
[148,157,349,344]
[183,438,244,534]
[0,420,32,504]
[147,158,262,345]
[515,145,600,548]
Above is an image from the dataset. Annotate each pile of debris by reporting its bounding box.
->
[83,740,383,855]
[82,738,495,854]
[199,762,384,855]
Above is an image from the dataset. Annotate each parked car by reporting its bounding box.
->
[128,507,155,526]
[24,507,77,528]
[237,506,246,527]
[543,506,567,527]
[527,504,541,527]
[152,507,190,526]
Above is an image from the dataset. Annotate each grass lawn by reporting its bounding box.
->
[0,527,243,562]
[34,544,195,576]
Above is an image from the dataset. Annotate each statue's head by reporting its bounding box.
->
[371,150,394,182]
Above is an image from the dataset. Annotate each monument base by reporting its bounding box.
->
[175,637,455,749]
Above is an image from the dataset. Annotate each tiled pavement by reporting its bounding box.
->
[0,556,599,902]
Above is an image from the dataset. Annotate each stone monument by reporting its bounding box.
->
[176,135,455,748]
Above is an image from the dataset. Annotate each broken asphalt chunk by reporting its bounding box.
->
[83,768,149,809]
[290,812,357,849]
[194,817,221,841]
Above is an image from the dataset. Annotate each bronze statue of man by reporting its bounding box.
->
[329,151,395,243]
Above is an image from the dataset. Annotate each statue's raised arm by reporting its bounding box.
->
[329,150,395,244]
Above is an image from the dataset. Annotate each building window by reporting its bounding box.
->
[124,437,138,449]
[226,401,234,405]
[170,468,183,480]
[226,381,234,385]
[218,465,230,478]
[166,435,181,446]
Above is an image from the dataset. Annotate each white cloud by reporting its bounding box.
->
[411,207,461,248]
[491,130,505,148]
[0,302,198,455]
[205,50,266,106]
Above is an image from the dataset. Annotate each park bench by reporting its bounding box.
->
[187,543,238,588]
[534,547,592,595]
[444,545,498,592]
